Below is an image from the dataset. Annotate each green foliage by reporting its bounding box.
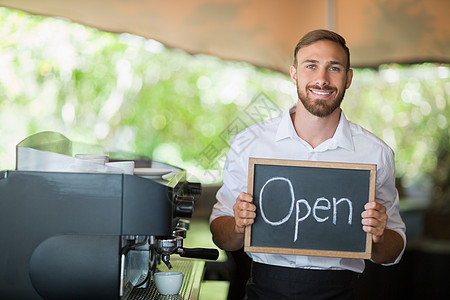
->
[0,7,449,192]
[342,64,450,186]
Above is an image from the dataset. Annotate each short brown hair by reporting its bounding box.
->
[293,29,350,69]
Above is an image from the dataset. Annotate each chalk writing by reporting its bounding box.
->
[258,177,353,242]
[259,177,294,226]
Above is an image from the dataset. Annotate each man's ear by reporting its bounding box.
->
[290,65,297,84]
[346,68,353,89]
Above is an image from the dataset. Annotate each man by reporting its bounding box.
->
[209,29,406,299]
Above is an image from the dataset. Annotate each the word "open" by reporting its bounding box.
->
[259,177,353,242]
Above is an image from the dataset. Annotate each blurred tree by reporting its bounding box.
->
[0,6,449,216]
[0,7,293,178]
[342,65,450,212]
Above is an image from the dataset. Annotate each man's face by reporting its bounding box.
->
[290,40,353,118]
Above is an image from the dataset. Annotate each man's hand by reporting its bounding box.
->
[233,192,256,234]
[361,201,404,264]
[210,192,257,251]
[361,201,387,244]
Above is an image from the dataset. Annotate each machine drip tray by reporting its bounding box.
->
[127,258,205,300]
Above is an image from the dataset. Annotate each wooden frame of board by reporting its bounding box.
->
[244,158,377,259]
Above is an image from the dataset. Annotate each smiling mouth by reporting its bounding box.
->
[310,90,333,95]
[306,85,337,98]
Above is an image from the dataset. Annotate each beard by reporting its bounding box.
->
[297,83,346,118]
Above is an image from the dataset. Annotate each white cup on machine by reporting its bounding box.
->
[154,271,183,295]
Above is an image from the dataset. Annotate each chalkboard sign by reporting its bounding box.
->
[244,158,376,259]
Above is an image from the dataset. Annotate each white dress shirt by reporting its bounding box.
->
[210,104,406,273]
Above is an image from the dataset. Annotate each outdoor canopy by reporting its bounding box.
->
[1,0,449,73]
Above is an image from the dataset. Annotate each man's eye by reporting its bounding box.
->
[330,66,340,71]
[306,65,315,69]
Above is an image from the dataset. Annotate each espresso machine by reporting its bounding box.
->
[0,132,218,299]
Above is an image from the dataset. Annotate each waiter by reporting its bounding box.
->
[209,29,406,299]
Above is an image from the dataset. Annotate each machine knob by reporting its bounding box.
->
[174,195,194,218]
[176,219,191,230]
[172,227,187,238]
[186,182,202,199]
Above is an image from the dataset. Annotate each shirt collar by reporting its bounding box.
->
[275,103,355,152]
[275,104,297,141]
[333,111,355,152]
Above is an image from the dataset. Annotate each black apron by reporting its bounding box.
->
[245,262,356,300]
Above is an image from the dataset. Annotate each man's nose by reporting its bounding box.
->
[315,68,329,87]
